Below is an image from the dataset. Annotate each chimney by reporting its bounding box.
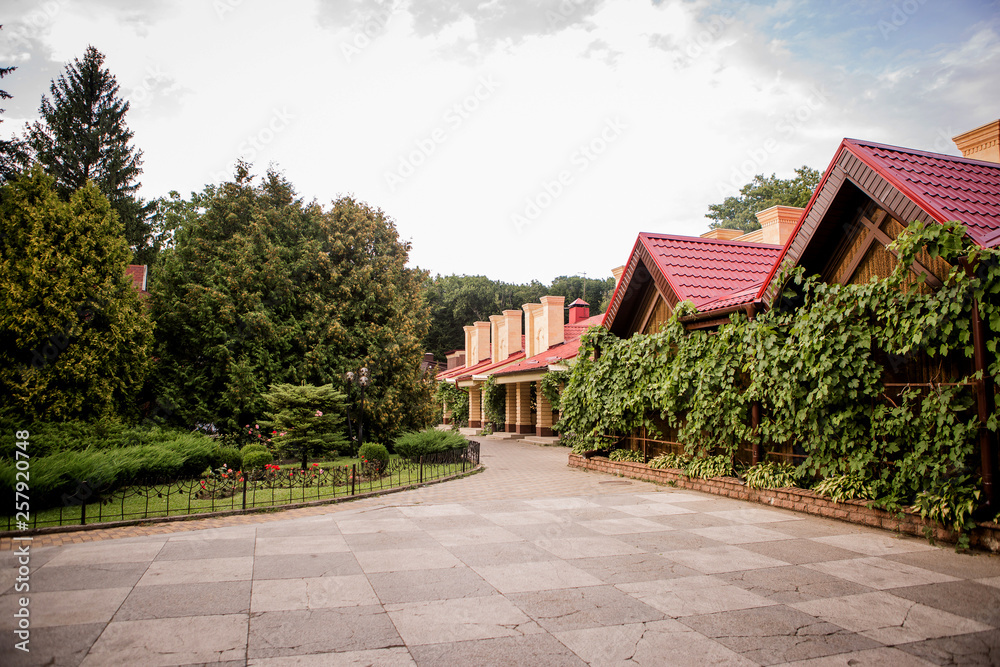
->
[700,229,744,241]
[503,310,522,356]
[611,265,625,288]
[463,326,475,368]
[568,298,590,324]
[539,295,565,351]
[953,120,1000,163]
[522,303,543,358]
[490,314,505,362]
[465,321,490,367]
[446,349,465,370]
[754,205,803,245]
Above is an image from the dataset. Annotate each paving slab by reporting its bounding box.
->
[3,438,998,665]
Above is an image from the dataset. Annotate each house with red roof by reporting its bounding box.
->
[436,296,605,442]
[599,118,1000,503]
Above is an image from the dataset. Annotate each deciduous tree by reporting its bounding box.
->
[707,166,821,232]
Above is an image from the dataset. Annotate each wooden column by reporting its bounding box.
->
[468,386,482,429]
[516,382,534,435]
[536,386,554,437]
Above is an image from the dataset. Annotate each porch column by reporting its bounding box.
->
[442,398,453,425]
[516,382,534,435]
[468,386,482,428]
[505,385,516,432]
[536,386,554,437]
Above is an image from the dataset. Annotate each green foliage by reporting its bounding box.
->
[609,448,644,462]
[25,46,154,262]
[648,453,691,470]
[358,442,389,476]
[436,382,469,427]
[558,218,993,536]
[743,461,798,489]
[216,446,243,471]
[393,428,466,459]
[151,166,432,440]
[685,455,734,479]
[482,375,506,426]
[241,449,273,470]
[0,167,153,421]
[260,383,348,469]
[0,430,218,509]
[707,166,821,232]
[911,476,980,545]
[812,473,877,503]
[540,370,568,412]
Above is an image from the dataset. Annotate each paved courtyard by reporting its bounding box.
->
[2,438,999,666]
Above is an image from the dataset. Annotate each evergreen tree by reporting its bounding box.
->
[707,166,821,232]
[27,46,154,262]
[151,165,433,441]
[0,25,27,183]
[261,383,349,469]
[0,166,153,421]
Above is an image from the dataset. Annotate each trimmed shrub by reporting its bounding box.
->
[358,443,390,476]
[216,446,243,471]
[242,449,273,470]
[393,429,466,460]
[0,429,219,510]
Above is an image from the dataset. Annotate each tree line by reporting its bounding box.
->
[0,40,817,444]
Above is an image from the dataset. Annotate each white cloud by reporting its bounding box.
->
[1,0,996,283]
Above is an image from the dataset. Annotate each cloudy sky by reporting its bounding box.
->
[2,0,998,284]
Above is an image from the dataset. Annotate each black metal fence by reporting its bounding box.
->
[4,442,480,531]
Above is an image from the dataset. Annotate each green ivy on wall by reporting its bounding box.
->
[435,381,469,427]
[557,220,998,540]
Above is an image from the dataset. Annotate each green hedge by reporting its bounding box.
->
[0,426,221,510]
[393,429,466,460]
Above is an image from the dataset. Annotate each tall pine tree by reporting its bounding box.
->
[27,46,154,262]
[0,25,26,183]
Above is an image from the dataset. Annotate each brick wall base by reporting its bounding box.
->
[568,454,1000,553]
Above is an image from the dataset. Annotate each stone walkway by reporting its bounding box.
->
[1,439,999,665]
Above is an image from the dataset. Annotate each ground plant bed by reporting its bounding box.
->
[569,453,1000,552]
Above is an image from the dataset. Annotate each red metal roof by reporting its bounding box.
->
[491,338,584,377]
[565,312,605,339]
[436,356,492,382]
[756,138,1000,302]
[843,139,1000,247]
[460,351,526,381]
[637,234,782,308]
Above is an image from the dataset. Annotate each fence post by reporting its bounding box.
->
[420,456,424,484]
[351,464,356,495]
[80,499,86,526]
[242,476,248,510]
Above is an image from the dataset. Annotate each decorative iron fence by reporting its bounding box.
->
[4,442,480,531]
